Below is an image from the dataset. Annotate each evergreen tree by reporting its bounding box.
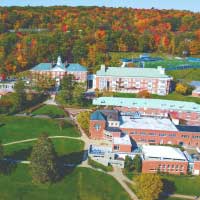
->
[30,133,59,184]
[133,155,142,173]
[13,79,26,111]
[60,74,75,104]
[124,156,134,172]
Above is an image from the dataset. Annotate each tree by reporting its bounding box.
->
[137,90,151,98]
[135,173,163,200]
[30,133,59,184]
[59,74,75,104]
[13,79,26,111]
[72,40,88,62]
[77,111,91,136]
[133,155,142,173]
[175,82,194,95]
[73,82,86,105]
[124,156,134,172]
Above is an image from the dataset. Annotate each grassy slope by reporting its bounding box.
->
[4,138,84,163]
[32,105,66,117]
[0,165,131,200]
[0,116,80,143]
[162,175,200,196]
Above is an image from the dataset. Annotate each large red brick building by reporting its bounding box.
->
[93,65,172,95]
[141,145,189,175]
[30,56,88,84]
[93,97,200,126]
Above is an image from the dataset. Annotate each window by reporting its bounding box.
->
[114,145,119,150]
[94,124,101,131]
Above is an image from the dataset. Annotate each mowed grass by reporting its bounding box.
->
[167,68,200,81]
[162,175,200,196]
[4,138,84,160]
[4,138,84,163]
[0,116,80,143]
[32,105,67,117]
[0,165,131,200]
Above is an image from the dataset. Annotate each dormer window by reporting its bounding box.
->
[94,124,101,131]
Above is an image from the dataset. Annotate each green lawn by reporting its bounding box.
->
[125,171,200,197]
[167,68,200,81]
[4,138,84,164]
[32,105,67,117]
[109,52,200,81]
[162,175,200,196]
[0,165,131,200]
[0,116,80,143]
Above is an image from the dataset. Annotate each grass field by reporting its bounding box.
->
[4,138,84,164]
[162,175,200,196]
[127,171,200,197]
[109,52,200,81]
[32,105,67,117]
[0,116,80,143]
[0,165,131,200]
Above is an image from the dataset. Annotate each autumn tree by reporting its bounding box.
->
[77,111,91,136]
[137,90,151,98]
[30,133,59,184]
[135,173,163,200]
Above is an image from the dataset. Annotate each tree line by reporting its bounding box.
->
[0,6,199,75]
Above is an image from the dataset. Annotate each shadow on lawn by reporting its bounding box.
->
[0,160,17,175]
[159,179,176,200]
[6,148,85,180]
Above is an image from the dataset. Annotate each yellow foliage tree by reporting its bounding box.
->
[175,83,188,95]
[135,173,163,200]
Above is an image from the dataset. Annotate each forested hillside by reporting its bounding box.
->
[0,6,200,74]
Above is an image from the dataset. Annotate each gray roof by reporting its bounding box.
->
[93,97,200,113]
[96,67,170,78]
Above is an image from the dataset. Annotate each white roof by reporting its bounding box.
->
[142,145,187,161]
[120,116,178,131]
[113,135,131,145]
[193,88,200,93]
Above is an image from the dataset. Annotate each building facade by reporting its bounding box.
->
[93,97,200,126]
[93,65,172,95]
[30,56,87,83]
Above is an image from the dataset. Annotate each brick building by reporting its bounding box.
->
[141,145,188,175]
[93,97,200,126]
[30,56,87,84]
[89,109,200,148]
[93,65,172,95]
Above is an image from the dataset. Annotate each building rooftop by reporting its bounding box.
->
[96,66,170,78]
[90,110,105,121]
[93,97,200,113]
[31,56,87,72]
[113,135,131,145]
[176,125,200,133]
[120,116,178,131]
[101,110,119,121]
[190,81,200,88]
[142,145,187,161]
[193,88,200,94]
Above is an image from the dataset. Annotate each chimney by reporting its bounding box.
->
[157,66,165,75]
[57,56,62,66]
[101,64,106,72]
